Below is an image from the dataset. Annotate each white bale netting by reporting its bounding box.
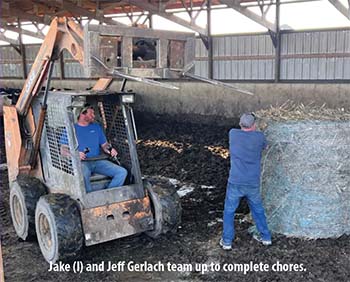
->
[258,104,350,239]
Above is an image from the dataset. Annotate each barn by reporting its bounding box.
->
[0,1,349,281]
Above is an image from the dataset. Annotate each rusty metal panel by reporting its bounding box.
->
[168,40,185,69]
[81,196,154,246]
[3,105,21,181]
[100,36,121,69]
[84,24,195,78]
[157,39,167,68]
[122,37,133,68]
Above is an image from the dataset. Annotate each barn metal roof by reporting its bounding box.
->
[0,1,349,44]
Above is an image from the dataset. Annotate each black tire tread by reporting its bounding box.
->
[145,177,182,235]
[11,174,46,239]
[37,194,83,262]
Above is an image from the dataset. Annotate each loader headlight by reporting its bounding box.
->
[121,93,135,104]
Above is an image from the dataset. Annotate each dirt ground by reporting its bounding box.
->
[1,113,349,282]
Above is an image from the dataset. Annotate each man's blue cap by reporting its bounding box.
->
[239,113,255,128]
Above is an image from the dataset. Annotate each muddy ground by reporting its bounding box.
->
[1,113,349,282]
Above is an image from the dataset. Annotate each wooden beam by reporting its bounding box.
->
[127,0,207,35]
[220,0,276,32]
[18,19,28,79]
[32,0,127,26]
[1,2,47,24]
[328,0,350,19]
[62,0,126,25]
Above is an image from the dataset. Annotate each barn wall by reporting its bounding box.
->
[2,79,349,121]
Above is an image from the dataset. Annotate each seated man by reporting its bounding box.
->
[74,104,127,193]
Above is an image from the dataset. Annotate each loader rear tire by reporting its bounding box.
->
[35,194,83,263]
[144,177,182,238]
[9,175,46,240]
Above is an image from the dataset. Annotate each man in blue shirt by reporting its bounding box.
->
[74,104,127,193]
[220,113,271,250]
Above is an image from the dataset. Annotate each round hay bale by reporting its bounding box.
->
[258,104,350,239]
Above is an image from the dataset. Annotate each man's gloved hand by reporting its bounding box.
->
[109,147,118,157]
[105,144,120,165]
[80,147,90,160]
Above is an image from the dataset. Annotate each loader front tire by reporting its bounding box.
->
[144,177,182,238]
[9,175,46,240]
[35,194,83,263]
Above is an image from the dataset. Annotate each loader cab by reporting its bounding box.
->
[7,83,181,266]
[32,90,143,207]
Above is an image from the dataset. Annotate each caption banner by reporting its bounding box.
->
[49,260,306,274]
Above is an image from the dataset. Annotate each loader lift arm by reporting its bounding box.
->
[6,17,109,180]
[16,17,85,116]
[7,16,179,180]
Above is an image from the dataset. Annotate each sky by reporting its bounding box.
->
[0,0,350,45]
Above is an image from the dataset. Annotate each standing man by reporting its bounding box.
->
[75,104,128,193]
[220,113,271,250]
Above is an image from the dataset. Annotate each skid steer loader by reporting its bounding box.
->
[3,17,189,263]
